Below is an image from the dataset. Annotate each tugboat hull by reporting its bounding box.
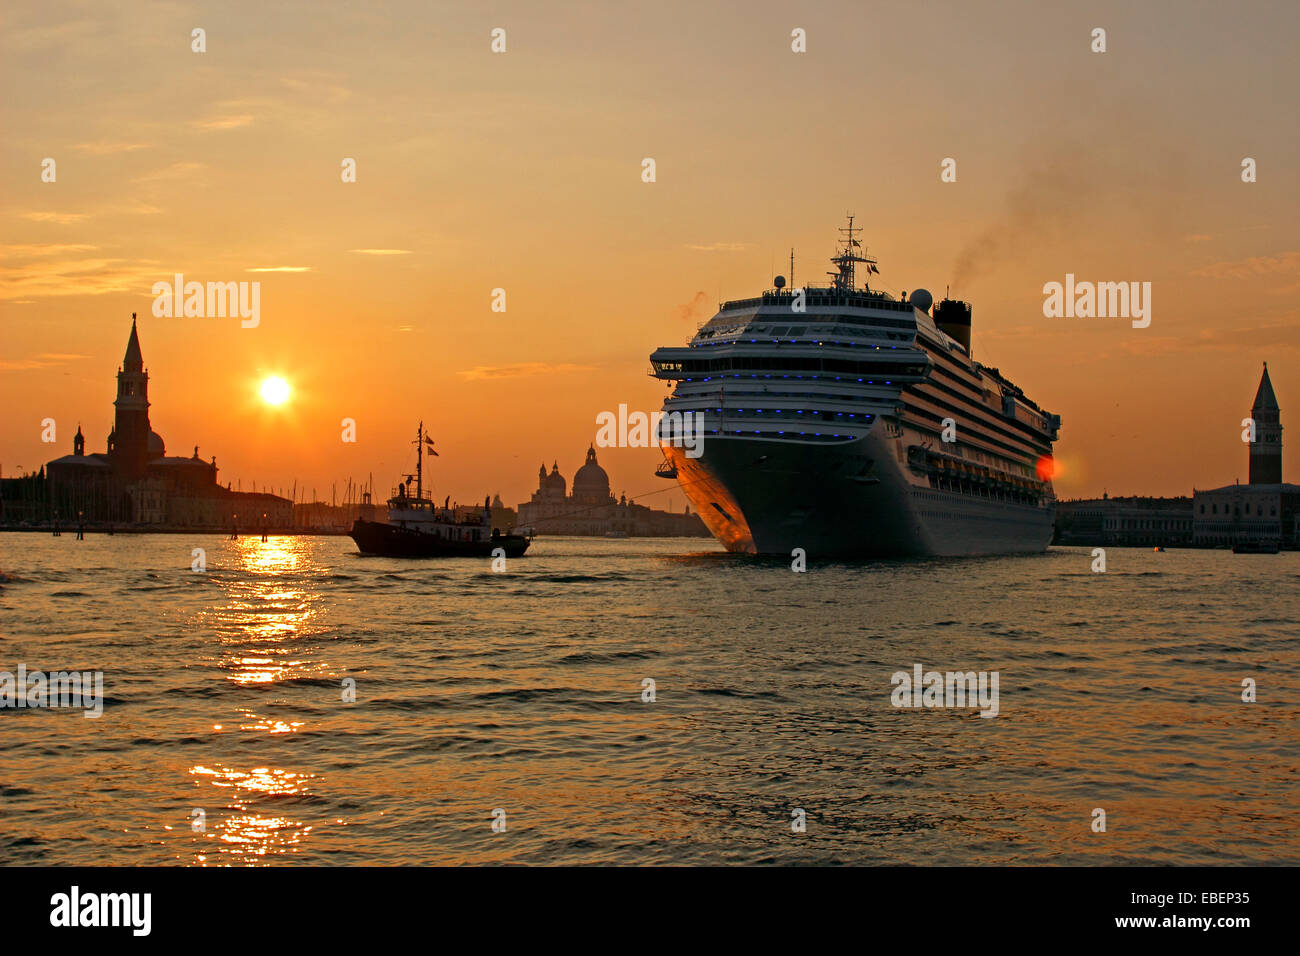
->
[349,519,530,558]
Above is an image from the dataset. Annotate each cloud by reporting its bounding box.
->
[245,266,312,273]
[132,162,205,183]
[108,202,163,216]
[686,242,748,252]
[75,141,151,155]
[459,362,591,381]
[1184,234,1212,243]
[0,352,90,371]
[1115,322,1300,357]
[21,211,88,224]
[0,243,97,256]
[191,114,254,131]
[1191,251,1300,280]
[350,249,413,255]
[280,75,352,103]
[0,254,161,300]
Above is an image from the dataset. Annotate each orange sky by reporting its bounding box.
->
[3,0,1298,508]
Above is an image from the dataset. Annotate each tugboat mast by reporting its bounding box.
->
[416,420,424,501]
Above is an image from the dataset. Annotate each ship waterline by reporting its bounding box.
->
[662,429,1054,557]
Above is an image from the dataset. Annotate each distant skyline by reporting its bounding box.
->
[3,0,1298,507]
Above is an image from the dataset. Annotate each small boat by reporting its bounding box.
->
[1233,540,1280,554]
[1152,546,1165,552]
[349,421,531,559]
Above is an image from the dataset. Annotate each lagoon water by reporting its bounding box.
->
[1,533,1296,865]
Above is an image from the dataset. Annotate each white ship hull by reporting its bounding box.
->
[663,428,1054,557]
[650,218,1060,560]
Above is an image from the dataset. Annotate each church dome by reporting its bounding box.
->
[572,446,610,501]
[148,430,166,458]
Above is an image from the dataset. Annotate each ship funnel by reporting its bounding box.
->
[934,298,972,353]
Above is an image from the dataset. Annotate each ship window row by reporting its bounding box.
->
[662,357,924,376]
[691,338,911,351]
[696,315,916,338]
[904,402,1041,465]
[745,326,911,341]
[723,294,915,314]
[673,387,891,403]
[682,373,912,388]
[662,408,876,425]
[910,380,1052,450]
[702,429,859,441]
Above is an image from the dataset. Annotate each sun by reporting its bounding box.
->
[259,376,291,406]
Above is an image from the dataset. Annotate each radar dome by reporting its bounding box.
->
[909,288,933,314]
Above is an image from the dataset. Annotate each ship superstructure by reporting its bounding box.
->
[649,217,1060,557]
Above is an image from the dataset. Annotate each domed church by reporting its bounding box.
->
[516,445,707,537]
[572,445,613,504]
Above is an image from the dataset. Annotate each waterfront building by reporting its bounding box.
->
[1054,494,1194,547]
[2,315,292,530]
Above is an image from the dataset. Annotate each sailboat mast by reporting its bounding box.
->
[416,420,423,500]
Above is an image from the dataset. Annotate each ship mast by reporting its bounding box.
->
[827,214,878,292]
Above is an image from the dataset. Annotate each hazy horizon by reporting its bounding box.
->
[4,0,1299,508]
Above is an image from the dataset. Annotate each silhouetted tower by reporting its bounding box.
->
[1249,362,1281,485]
[112,313,151,481]
[73,424,85,456]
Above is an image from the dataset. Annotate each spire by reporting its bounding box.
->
[123,313,143,373]
[1252,362,1279,412]
[586,444,597,464]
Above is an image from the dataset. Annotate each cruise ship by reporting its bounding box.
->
[649,217,1061,557]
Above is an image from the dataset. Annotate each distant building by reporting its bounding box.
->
[2,315,292,531]
[516,446,709,536]
[294,495,384,533]
[1054,494,1194,547]
[1053,364,1299,549]
[489,493,517,532]
[1193,364,1300,548]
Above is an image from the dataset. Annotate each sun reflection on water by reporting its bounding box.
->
[235,708,305,735]
[213,535,330,686]
[189,764,316,864]
[190,537,335,864]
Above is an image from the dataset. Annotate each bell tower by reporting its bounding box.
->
[1249,362,1282,485]
[112,313,151,481]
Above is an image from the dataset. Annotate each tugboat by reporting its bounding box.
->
[349,422,531,558]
